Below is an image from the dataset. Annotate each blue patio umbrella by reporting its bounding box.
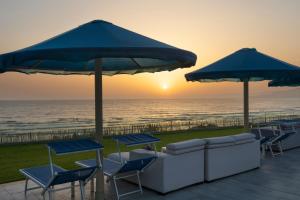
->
[0,20,197,199]
[185,48,300,128]
[268,75,300,87]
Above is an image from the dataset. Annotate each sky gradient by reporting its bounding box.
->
[0,0,299,100]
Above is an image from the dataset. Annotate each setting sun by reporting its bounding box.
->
[161,83,169,90]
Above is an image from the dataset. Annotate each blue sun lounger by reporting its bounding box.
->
[112,133,160,164]
[266,128,295,157]
[19,139,103,200]
[76,133,159,200]
[252,124,295,157]
[251,127,279,156]
[76,156,156,200]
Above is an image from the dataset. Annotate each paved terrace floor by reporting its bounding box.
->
[1,148,300,200]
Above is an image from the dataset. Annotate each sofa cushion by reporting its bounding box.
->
[167,139,206,150]
[166,145,204,155]
[165,139,206,155]
[233,133,256,144]
[205,136,235,149]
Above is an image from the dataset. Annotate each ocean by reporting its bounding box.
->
[0,97,299,135]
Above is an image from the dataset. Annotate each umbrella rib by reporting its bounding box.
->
[130,58,142,68]
[32,60,43,68]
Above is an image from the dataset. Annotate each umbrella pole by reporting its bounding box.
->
[94,58,105,200]
[243,80,249,129]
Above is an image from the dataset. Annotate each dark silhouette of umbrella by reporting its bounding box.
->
[269,75,300,87]
[185,48,300,128]
[0,20,197,199]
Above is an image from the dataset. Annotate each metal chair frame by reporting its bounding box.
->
[109,168,143,200]
[20,139,103,200]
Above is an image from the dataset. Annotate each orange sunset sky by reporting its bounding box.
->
[0,0,299,100]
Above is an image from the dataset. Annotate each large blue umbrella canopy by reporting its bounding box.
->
[0,20,197,200]
[269,75,300,87]
[185,48,300,128]
[0,20,196,74]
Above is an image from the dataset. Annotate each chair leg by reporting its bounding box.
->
[41,189,47,200]
[113,176,120,200]
[279,142,283,155]
[136,172,143,195]
[261,144,266,158]
[90,179,94,199]
[71,182,75,200]
[268,144,275,157]
[48,190,53,200]
[79,181,86,200]
[24,178,28,196]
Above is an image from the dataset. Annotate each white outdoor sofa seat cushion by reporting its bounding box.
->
[166,139,206,155]
[166,139,206,150]
[233,133,256,144]
[205,136,235,149]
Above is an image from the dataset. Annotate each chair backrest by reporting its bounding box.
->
[279,124,294,132]
[250,129,261,140]
[118,156,156,174]
[274,131,295,143]
[48,167,97,187]
[261,128,279,137]
[251,128,277,138]
[47,139,103,155]
[113,134,160,146]
[251,127,282,144]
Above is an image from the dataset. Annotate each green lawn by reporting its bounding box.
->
[0,127,245,184]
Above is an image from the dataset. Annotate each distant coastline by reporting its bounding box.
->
[0,97,299,136]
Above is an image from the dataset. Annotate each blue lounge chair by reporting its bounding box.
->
[251,127,278,156]
[266,130,295,157]
[20,165,97,200]
[112,133,160,146]
[253,123,296,157]
[112,133,160,164]
[76,133,160,200]
[19,139,103,200]
[76,156,156,200]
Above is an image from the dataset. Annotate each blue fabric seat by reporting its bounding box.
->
[20,165,66,188]
[20,164,97,200]
[270,131,295,143]
[19,139,103,200]
[251,128,279,145]
[50,167,98,186]
[76,156,156,200]
[77,157,156,176]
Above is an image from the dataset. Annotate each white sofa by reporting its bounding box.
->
[107,133,260,193]
[204,133,260,181]
[128,139,206,193]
